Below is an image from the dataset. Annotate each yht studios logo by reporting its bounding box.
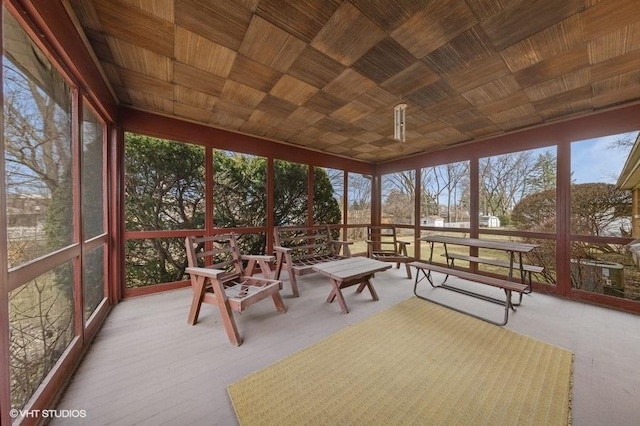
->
[10,408,87,419]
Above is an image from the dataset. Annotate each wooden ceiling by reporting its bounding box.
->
[67,0,640,163]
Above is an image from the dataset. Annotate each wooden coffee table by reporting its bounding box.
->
[312,257,392,314]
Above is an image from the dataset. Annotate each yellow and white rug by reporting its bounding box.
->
[229,297,573,425]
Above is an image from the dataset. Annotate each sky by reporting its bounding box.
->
[571,131,639,184]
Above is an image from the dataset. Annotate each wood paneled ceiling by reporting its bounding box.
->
[68,0,640,162]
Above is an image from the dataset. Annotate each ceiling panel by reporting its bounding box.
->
[67,0,640,163]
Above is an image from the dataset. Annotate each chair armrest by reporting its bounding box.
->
[241,254,275,262]
[332,240,353,245]
[273,245,293,253]
[186,267,226,280]
[331,240,352,257]
[396,241,411,257]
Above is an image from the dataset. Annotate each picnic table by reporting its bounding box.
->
[412,235,540,325]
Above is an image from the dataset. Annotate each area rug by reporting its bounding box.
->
[228,297,573,425]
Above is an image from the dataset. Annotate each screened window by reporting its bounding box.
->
[81,102,105,239]
[124,133,205,288]
[214,151,267,228]
[420,161,469,228]
[274,159,308,226]
[381,171,416,225]
[570,133,636,237]
[314,167,342,225]
[3,9,76,410]
[570,131,640,300]
[480,147,556,230]
[4,12,73,267]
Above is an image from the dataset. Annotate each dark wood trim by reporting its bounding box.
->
[371,174,381,226]
[84,299,110,340]
[569,288,640,314]
[119,107,375,175]
[342,171,348,239]
[72,88,84,339]
[83,234,108,252]
[308,166,314,226]
[125,227,268,240]
[124,280,191,298]
[414,167,422,259]
[206,148,214,233]
[7,245,81,293]
[552,139,571,297]
[110,125,125,303]
[267,158,275,254]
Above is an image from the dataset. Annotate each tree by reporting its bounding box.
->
[347,173,371,238]
[125,135,205,286]
[514,183,631,237]
[125,140,342,286]
[382,171,415,224]
[512,183,632,284]
[422,163,469,223]
[214,152,267,228]
[313,167,342,226]
[527,151,557,194]
[480,151,533,217]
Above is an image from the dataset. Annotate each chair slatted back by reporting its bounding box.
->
[185,234,243,281]
[274,225,335,259]
[367,225,398,254]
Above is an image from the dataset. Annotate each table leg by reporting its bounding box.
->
[356,277,379,301]
[327,279,349,314]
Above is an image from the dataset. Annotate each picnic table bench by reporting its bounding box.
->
[413,235,541,325]
[273,225,352,297]
[410,261,528,326]
[443,253,543,293]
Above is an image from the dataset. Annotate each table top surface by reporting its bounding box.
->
[312,257,392,280]
[420,235,539,253]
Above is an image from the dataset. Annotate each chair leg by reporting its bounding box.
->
[272,292,287,313]
[188,276,206,325]
[404,262,412,279]
[289,272,300,297]
[209,280,242,346]
[274,252,284,280]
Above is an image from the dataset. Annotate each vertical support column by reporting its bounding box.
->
[414,167,422,260]
[342,171,348,240]
[308,165,314,227]
[371,174,380,226]
[469,157,479,273]
[266,158,275,254]
[72,89,84,338]
[108,124,125,303]
[556,141,572,296]
[205,148,214,233]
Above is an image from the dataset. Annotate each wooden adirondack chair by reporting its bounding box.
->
[366,225,413,279]
[185,233,286,346]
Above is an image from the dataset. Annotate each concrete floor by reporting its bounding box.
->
[52,266,640,425]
